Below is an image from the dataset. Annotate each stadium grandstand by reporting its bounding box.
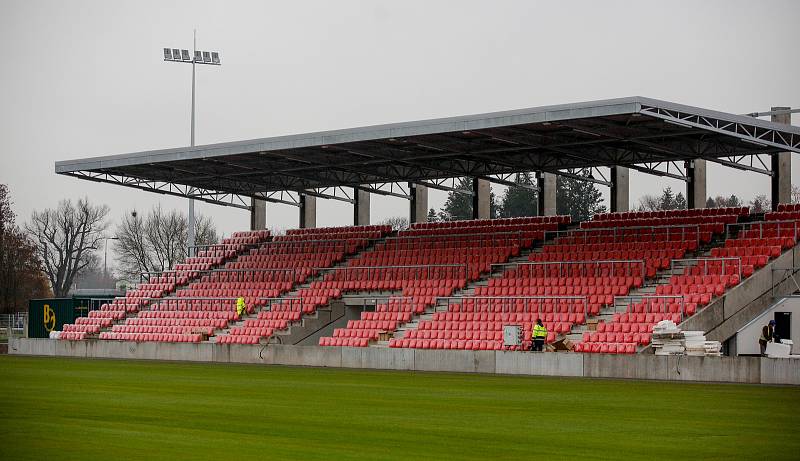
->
[16,96,799,377]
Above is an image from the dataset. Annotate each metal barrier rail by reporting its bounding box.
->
[256,297,304,312]
[770,267,800,298]
[490,259,646,278]
[544,224,701,246]
[316,264,469,281]
[668,257,742,281]
[378,232,530,249]
[725,219,798,240]
[192,268,297,283]
[434,295,589,314]
[612,295,686,322]
[341,295,415,311]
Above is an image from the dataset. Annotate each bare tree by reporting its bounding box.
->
[114,206,218,280]
[26,198,110,297]
[378,216,409,231]
[0,185,51,313]
[636,194,661,212]
[749,194,771,213]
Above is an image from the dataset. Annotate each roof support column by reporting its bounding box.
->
[472,177,490,219]
[354,188,370,226]
[250,198,266,230]
[409,182,428,223]
[771,107,792,211]
[537,172,557,216]
[686,159,707,209]
[299,193,316,228]
[610,166,629,212]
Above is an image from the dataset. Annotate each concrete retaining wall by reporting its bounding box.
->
[9,338,800,384]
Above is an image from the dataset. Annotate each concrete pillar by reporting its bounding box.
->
[299,193,316,228]
[537,172,557,216]
[249,198,266,230]
[610,166,629,212]
[771,107,792,211]
[409,182,429,223]
[686,159,707,209]
[353,188,370,226]
[472,178,491,219]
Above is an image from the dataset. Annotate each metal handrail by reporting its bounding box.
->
[725,219,798,240]
[544,224,702,247]
[317,263,469,281]
[435,295,589,314]
[490,259,646,278]
[668,257,742,281]
[612,294,686,322]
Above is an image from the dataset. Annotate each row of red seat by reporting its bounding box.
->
[99,332,203,342]
[582,332,651,345]
[286,225,390,236]
[489,275,641,288]
[593,207,748,221]
[573,342,637,354]
[410,216,569,230]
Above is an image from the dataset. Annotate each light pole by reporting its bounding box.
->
[163,30,222,257]
[104,237,119,280]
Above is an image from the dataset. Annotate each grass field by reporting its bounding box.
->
[1,356,798,460]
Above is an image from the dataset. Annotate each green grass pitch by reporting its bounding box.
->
[0,355,798,460]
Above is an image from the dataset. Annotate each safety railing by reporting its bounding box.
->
[382,230,530,246]
[667,257,742,281]
[317,264,469,281]
[434,295,589,314]
[341,295,415,312]
[138,270,181,285]
[725,219,799,240]
[248,236,377,253]
[145,297,239,310]
[193,268,297,284]
[0,312,27,338]
[490,260,646,279]
[770,267,800,298]
[256,297,304,312]
[187,241,264,258]
[612,295,686,322]
[544,224,701,246]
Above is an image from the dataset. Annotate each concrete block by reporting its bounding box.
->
[495,352,583,376]
[760,358,800,385]
[340,347,363,368]
[361,347,415,371]
[271,345,342,368]
[414,349,495,373]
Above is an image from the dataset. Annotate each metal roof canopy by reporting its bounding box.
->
[56,96,800,210]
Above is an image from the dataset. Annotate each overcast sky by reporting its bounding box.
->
[1,0,799,245]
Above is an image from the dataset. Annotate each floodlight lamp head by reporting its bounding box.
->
[163,48,172,60]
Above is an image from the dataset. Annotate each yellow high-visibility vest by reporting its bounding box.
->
[533,324,548,339]
[236,297,246,316]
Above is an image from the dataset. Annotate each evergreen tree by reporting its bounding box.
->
[426,208,438,222]
[659,186,676,210]
[674,192,687,210]
[439,178,473,221]
[706,197,716,208]
[439,178,500,221]
[499,173,538,218]
[556,173,606,221]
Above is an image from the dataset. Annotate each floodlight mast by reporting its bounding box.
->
[163,29,221,257]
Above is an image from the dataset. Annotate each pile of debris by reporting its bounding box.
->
[651,320,722,356]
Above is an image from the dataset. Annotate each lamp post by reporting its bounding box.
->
[163,30,222,257]
[104,237,119,280]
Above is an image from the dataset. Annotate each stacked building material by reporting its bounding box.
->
[651,320,722,356]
